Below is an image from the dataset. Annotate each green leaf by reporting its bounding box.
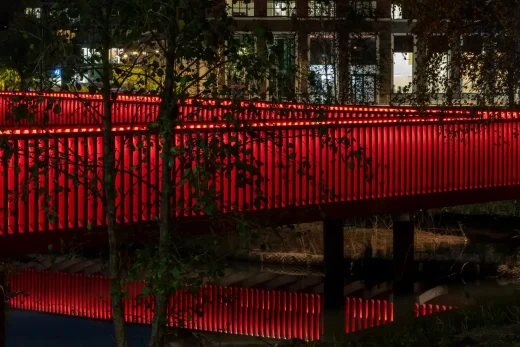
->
[86,222,92,231]
[171,268,181,279]
[347,162,355,170]
[53,105,62,114]
[142,286,151,297]
[177,19,185,31]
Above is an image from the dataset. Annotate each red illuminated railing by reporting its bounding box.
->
[2,91,518,129]
[8,270,452,340]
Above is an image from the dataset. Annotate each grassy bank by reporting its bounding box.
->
[313,292,520,347]
[243,222,467,259]
[436,200,520,216]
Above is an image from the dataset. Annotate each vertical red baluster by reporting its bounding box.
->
[345,297,350,333]
[351,298,356,332]
[259,289,265,337]
[281,291,286,339]
[369,299,374,328]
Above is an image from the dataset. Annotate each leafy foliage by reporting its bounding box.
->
[393,0,520,108]
[2,0,367,346]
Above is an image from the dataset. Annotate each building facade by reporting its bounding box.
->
[223,0,412,105]
[15,0,492,106]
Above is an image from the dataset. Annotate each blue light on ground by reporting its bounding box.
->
[6,311,151,347]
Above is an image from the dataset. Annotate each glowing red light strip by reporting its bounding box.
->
[3,91,513,120]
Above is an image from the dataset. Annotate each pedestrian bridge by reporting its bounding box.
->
[0,92,519,255]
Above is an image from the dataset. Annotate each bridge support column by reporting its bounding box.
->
[392,214,416,322]
[393,214,415,296]
[323,219,345,340]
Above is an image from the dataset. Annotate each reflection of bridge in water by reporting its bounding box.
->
[9,269,453,341]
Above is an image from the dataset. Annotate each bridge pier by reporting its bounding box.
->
[392,213,416,322]
[393,213,415,296]
[323,219,345,339]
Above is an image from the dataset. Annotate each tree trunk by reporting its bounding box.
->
[100,8,129,346]
[149,36,177,347]
[103,81,129,347]
[507,68,516,108]
[0,270,5,347]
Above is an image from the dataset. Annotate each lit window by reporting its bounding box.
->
[427,35,449,93]
[226,0,254,17]
[57,30,76,43]
[392,4,402,19]
[393,36,414,93]
[267,1,296,17]
[309,1,335,17]
[227,34,257,93]
[350,35,377,104]
[82,47,101,63]
[462,36,483,94]
[110,48,124,64]
[309,33,337,103]
[25,8,41,19]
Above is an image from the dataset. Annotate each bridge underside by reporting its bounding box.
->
[1,185,518,257]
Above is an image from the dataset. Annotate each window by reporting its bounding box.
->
[57,30,76,43]
[393,35,414,93]
[351,74,376,104]
[267,1,296,17]
[350,35,377,104]
[109,48,124,64]
[268,34,297,99]
[25,8,41,19]
[227,34,257,95]
[427,35,449,93]
[309,34,337,102]
[392,4,402,19]
[462,36,483,93]
[82,47,97,61]
[351,36,377,66]
[309,0,335,16]
[463,35,483,55]
[226,0,254,17]
[352,1,376,17]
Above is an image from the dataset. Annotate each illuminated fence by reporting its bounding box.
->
[8,270,452,340]
[1,93,520,237]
